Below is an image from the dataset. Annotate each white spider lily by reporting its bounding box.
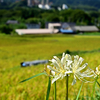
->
[47,53,72,84]
[70,55,95,85]
[95,66,100,75]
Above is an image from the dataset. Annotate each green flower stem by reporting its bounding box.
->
[46,77,51,100]
[20,72,46,83]
[96,80,100,87]
[95,75,100,87]
[54,81,56,100]
[91,76,98,98]
[76,81,84,100]
[66,74,68,100]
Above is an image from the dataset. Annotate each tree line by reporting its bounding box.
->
[0,7,100,34]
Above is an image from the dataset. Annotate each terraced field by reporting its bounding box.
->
[0,34,100,100]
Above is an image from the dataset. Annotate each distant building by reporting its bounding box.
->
[38,0,51,10]
[61,22,76,30]
[45,0,51,9]
[74,26,99,32]
[0,0,3,3]
[62,4,68,10]
[46,22,75,33]
[45,4,51,9]
[58,7,61,11]
[27,0,39,7]
[60,22,76,33]
[48,23,61,33]
[60,24,99,33]
[45,22,61,29]
[27,0,33,7]
[27,0,34,7]
[15,21,99,35]
[6,20,19,25]
[15,29,59,35]
[48,23,61,29]
[26,23,41,29]
[38,4,45,9]
[45,22,75,29]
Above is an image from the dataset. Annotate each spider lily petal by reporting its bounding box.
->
[70,55,96,85]
[95,66,100,75]
[47,65,60,73]
[47,53,72,84]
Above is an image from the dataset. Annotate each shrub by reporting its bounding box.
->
[9,23,27,29]
[0,25,13,34]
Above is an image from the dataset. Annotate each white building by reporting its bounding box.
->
[27,0,35,7]
[48,23,61,33]
[38,4,45,9]
[62,4,68,10]
[74,26,99,32]
[38,0,44,9]
[15,29,59,35]
[38,0,51,10]
[45,0,51,9]
[58,7,61,11]
[45,4,51,9]
[26,23,41,29]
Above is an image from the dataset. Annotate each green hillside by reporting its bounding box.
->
[3,0,100,10]
[51,0,100,9]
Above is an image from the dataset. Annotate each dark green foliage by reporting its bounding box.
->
[46,77,51,100]
[26,18,41,24]
[0,1,10,9]
[59,9,73,22]
[70,9,92,25]
[0,25,13,34]
[95,88,100,100]
[47,14,61,22]
[9,23,27,29]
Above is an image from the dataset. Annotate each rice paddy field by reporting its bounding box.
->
[0,34,100,100]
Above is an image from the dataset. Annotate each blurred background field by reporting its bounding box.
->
[0,34,100,100]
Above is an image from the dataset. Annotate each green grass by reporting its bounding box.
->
[79,32,100,35]
[0,34,100,100]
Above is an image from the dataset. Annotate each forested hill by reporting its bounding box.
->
[51,0,100,9]
[4,0,100,9]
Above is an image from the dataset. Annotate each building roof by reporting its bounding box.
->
[49,23,61,26]
[46,22,76,30]
[15,29,59,35]
[48,23,61,29]
[61,22,76,30]
[6,20,19,24]
[74,26,99,32]
[60,29,74,33]
[26,23,41,29]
